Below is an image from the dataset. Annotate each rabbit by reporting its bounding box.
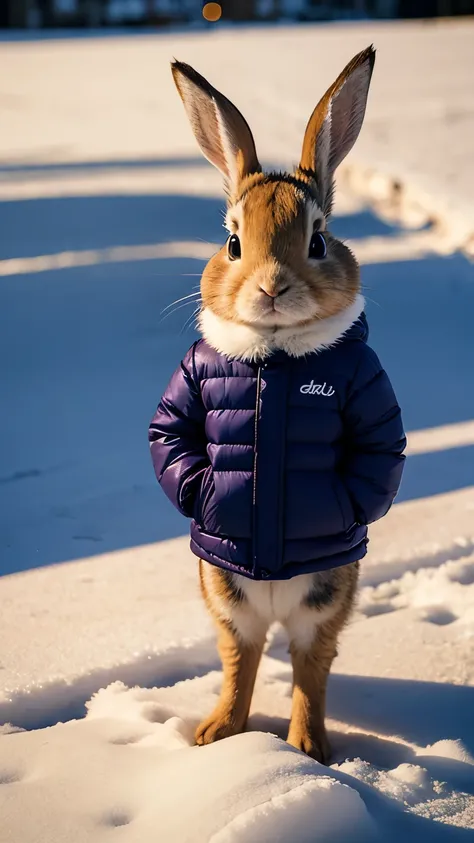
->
[149,46,406,764]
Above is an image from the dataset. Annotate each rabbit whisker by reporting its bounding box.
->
[181,306,202,334]
[161,292,202,315]
[160,299,202,323]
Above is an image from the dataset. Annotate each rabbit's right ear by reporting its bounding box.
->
[171,61,261,198]
[298,46,375,215]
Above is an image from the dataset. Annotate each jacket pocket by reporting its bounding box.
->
[332,476,356,531]
[285,472,354,540]
[193,465,214,526]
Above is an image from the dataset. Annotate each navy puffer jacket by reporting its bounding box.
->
[149,316,405,580]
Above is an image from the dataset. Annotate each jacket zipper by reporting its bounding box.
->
[251,366,262,570]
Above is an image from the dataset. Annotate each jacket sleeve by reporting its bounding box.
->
[148,343,208,518]
[342,347,406,525]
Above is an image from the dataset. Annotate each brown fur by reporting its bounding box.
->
[196,562,265,745]
[171,60,261,194]
[299,46,375,176]
[196,562,359,763]
[299,45,376,215]
[287,566,359,761]
[201,178,360,326]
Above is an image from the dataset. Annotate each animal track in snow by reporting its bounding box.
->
[361,602,395,618]
[109,734,142,745]
[422,608,458,627]
[361,538,474,588]
[0,768,22,784]
[142,703,175,724]
[358,552,474,628]
[447,563,474,586]
[102,810,132,828]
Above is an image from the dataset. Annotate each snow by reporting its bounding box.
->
[358,555,474,627]
[2,680,473,843]
[1,20,474,843]
[1,686,378,843]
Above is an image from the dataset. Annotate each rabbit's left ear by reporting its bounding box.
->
[298,46,375,214]
[171,60,261,199]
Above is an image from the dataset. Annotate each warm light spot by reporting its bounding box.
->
[202,2,222,22]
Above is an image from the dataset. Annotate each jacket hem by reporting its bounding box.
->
[190,534,368,581]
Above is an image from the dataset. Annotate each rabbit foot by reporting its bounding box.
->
[195,708,242,746]
[287,724,331,765]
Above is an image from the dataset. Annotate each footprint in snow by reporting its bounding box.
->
[108,734,142,745]
[447,562,474,586]
[0,769,22,784]
[360,602,395,618]
[102,811,132,828]
[422,607,458,626]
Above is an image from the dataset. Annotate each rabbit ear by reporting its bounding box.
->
[171,60,261,197]
[298,46,375,214]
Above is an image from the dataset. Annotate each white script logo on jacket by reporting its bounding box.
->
[300,380,335,396]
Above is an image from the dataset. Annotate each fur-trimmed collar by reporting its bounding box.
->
[198,294,365,361]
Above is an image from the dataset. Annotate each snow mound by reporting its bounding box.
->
[0,681,378,843]
[2,681,473,843]
[209,778,373,843]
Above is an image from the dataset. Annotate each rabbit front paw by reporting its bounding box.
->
[287,723,331,765]
[195,707,242,746]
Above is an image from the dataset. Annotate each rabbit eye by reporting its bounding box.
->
[228,233,241,261]
[308,232,327,260]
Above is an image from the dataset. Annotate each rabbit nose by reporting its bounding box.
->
[259,284,289,299]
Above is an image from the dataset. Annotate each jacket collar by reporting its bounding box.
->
[198,293,366,362]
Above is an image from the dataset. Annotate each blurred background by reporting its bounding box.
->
[2,0,474,29]
[1,8,474,579]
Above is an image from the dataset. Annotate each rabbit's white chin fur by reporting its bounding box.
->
[199,294,365,361]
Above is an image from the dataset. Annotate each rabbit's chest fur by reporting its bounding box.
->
[201,563,356,650]
[235,573,315,623]
[232,572,342,649]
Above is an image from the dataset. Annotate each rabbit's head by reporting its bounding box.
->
[172,47,375,358]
